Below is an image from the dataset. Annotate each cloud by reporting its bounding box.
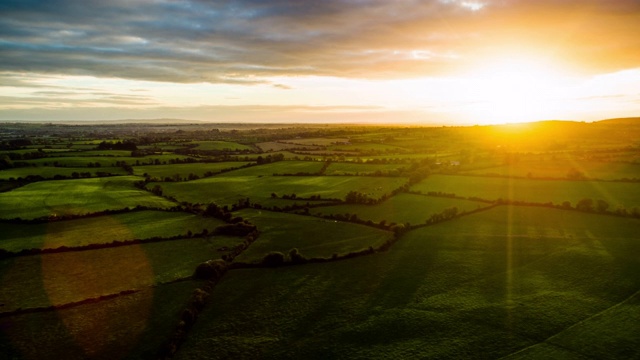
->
[0,0,639,85]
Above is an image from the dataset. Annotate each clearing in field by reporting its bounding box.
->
[324,162,408,176]
[0,176,176,219]
[174,206,639,359]
[232,208,392,263]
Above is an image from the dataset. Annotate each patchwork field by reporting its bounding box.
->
[0,210,225,252]
[154,175,408,206]
[465,159,640,180]
[0,176,176,219]
[132,161,253,178]
[324,162,408,175]
[232,209,392,263]
[0,235,240,312]
[0,166,127,180]
[310,193,488,225]
[0,280,202,360]
[175,206,640,359]
[411,174,640,209]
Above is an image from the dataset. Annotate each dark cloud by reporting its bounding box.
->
[1,0,639,84]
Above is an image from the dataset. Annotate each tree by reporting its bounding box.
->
[262,252,285,267]
[576,198,593,212]
[596,199,610,213]
[151,185,163,196]
[289,248,306,264]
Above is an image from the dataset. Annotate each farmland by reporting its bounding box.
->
[0,120,638,359]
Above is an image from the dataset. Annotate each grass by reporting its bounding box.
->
[0,176,176,219]
[153,175,408,206]
[174,206,639,359]
[132,162,253,178]
[465,159,640,180]
[0,166,127,180]
[190,141,254,151]
[328,143,409,153]
[215,161,324,177]
[411,174,640,209]
[310,193,488,225]
[0,235,241,312]
[256,142,323,151]
[0,280,203,360]
[0,210,226,252]
[232,209,392,263]
[280,137,348,146]
[22,154,196,167]
[324,162,408,175]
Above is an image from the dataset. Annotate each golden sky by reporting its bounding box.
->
[1,0,639,124]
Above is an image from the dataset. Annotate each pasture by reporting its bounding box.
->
[411,174,640,210]
[132,161,253,178]
[0,235,240,312]
[465,159,640,180]
[214,160,324,177]
[232,209,392,263]
[0,280,202,360]
[22,154,196,167]
[153,175,408,206]
[0,176,176,219]
[324,162,408,175]
[189,140,254,151]
[0,210,225,252]
[310,193,488,225]
[0,166,127,180]
[175,206,640,359]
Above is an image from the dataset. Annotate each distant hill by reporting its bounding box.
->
[595,117,640,125]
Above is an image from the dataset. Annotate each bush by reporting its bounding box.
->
[262,252,285,267]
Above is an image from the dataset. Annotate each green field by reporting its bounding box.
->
[215,161,324,177]
[280,137,348,146]
[324,162,408,175]
[175,206,640,359]
[310,193,488,225]
[0,166,127,180]
[190,141,254,151]
[0,176,176,219]
[0,280,202,360]
[133,162,253,178]
[0,236,240,312]
[22,154,196,167]
[0,210,225,252]
[465,159,640,180]
[328,142,409,153]
[232,209,392,263]
[411,174,640,209]
[153,175,408,206]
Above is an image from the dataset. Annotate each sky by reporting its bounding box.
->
[1,0,639,125]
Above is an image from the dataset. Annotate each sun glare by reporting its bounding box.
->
[464,57,572,124]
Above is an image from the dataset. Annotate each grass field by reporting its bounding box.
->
[153,175,408,206]
[0,166,127,180]
[255,142,323,151]
[189,141,254,151]
[0,176,176,219]
[232,209,392,263]
[174,206,639,359]
[22,154,196,167]
[328,143,409,153]
[310,193,488,225]
[324,162,408,175]
[215,161,324,177]
[280,137,348,146]
[411,174,640,209]
[132,162,253,178]
[0,280,202,360]
[465,159,640,180]
[0,210,225,252]
[0,235,240,312]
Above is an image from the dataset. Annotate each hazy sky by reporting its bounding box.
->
[1,0,639,124]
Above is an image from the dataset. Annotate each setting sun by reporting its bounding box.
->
[461,57,574,124]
